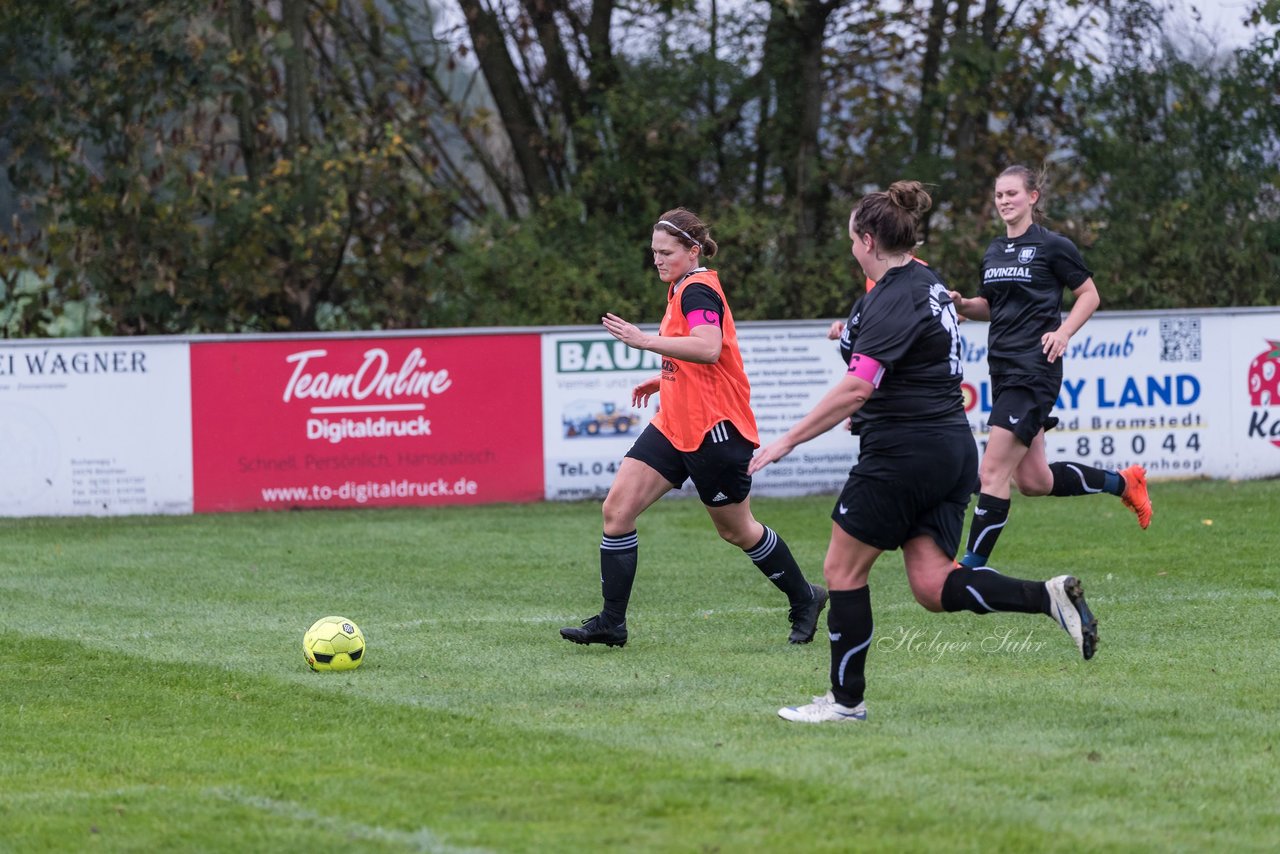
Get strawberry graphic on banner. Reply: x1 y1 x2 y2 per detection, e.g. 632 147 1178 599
1246 339 1280 449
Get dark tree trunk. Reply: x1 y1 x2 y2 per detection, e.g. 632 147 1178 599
456 0 556 201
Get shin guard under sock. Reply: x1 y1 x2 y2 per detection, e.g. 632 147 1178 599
600 531 638 625
959 493 1011 567
827 587 872 707
941 566 1049 615
745 526 813 604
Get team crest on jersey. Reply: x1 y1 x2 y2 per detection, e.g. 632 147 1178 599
1018 247 1037 264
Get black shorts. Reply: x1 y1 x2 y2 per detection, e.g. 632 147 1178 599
831 422 978 556
989 372 1062 446
625 422 754 507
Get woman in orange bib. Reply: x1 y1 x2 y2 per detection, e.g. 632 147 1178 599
560 207 827 648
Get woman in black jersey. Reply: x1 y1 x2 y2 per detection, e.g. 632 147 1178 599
751 181 1097 725
951 165 1152 573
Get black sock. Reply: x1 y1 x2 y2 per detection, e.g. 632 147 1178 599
745 526 813 605
827 587 872 707
600 530 638 626
941 566 1049 615
959 493 1011 567
1049 462 1123 496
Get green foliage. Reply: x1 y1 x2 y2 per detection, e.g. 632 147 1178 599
0 265 115 337
437 196 654 326
708 202 854 320
1 0 1277 335
0 0 465 334
1 480 1278 849
1070 30 1280 308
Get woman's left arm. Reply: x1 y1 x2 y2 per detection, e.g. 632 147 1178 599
1043 278 1100 363
602 313 722 364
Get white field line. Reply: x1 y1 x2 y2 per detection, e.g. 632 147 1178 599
208 787 492 854
0 784 164 805
0 784 492 853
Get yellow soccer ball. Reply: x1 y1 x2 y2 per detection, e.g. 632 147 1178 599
303 616 366 672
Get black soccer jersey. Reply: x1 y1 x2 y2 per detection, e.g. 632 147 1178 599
837 294 869 435
837 294 866 367
978 223 1092 376
671 268 725 325
851 260 967 426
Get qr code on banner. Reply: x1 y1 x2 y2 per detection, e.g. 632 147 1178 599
1159 317 1202 362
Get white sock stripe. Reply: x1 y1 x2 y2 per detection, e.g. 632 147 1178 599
1066 463 1104 494
837 632 874 686
601 533 638 550
972 520 1006 552
966 584 996 612
745 526 778 560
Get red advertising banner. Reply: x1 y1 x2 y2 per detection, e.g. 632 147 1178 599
190 335 543 511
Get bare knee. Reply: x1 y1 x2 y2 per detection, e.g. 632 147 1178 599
902 537 955 612
909 583 946 612
601 496 637 534
1015 468 1053 496
823 560 870 591
704 505 764 550
716 525 755 549
978 471 1010 496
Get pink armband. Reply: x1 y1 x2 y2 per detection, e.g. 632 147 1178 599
847 353 884 387
686 308 721 328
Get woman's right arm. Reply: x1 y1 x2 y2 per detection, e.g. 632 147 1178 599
633 376 661 408
748 374 874 474
950 292 990 321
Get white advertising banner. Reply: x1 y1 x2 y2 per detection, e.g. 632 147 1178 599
0 340 193 516
959 311 1280 481
1217 314 1280 477
541 332 662 501
734 323 858 494
541 308 1280 501
1 307 1276 518
541 323 854 501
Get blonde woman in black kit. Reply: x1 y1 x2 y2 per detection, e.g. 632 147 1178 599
951 165 1152 576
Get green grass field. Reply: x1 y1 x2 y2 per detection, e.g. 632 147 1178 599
2 479 1277 852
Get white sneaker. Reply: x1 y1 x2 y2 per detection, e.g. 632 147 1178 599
1045 575 1098 660
778 691 867 723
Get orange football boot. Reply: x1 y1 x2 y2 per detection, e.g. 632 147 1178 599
1119 465 1152 529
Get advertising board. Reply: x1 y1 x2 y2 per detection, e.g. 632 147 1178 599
958 312 1280 481
0 341 193 516
2 308 1275 518
190 334 544 511
541 324 855 500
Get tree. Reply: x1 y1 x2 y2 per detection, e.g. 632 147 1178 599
1067 5 1280 307
0 0 511 334
3 0 1276 337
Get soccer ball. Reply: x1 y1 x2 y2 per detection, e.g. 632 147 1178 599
303 616 366 672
